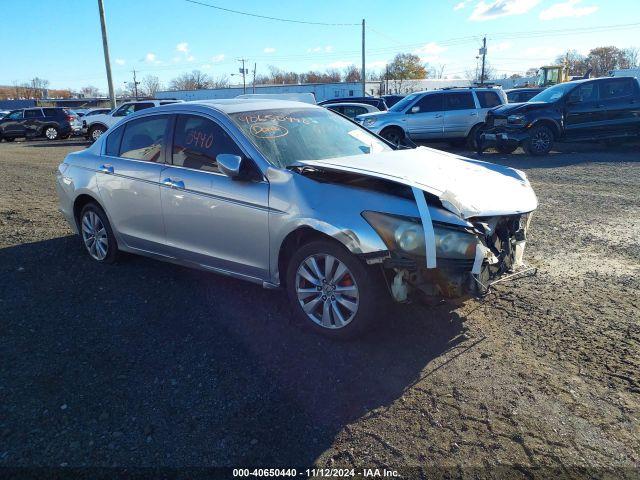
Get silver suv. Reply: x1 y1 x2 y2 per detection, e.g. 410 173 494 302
356 88 506 146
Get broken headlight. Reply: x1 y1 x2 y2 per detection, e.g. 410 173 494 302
362 211 477 260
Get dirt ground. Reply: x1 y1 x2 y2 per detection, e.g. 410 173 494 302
0 137 638 479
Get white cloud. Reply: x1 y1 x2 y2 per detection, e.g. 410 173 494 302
470 0 541 21
144 52 157 63
176 42 189 53
539 0 597 20
413 42 446 63
307 45 333 53
263 47 276 53
114 58 125 66
493 41 512 52
201 63 212 69
454 0 472 9
211 54 225 62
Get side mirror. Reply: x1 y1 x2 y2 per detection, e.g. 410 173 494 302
217 154 243 179
410 106 420 114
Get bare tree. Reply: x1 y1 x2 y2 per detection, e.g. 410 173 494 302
210 75 230 89
343 65 361 82
80 85 101 97
141 75 161 97
169 70 213 90
623 47 639 68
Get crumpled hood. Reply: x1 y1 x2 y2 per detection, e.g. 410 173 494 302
490 101 548 116
299 146 538 219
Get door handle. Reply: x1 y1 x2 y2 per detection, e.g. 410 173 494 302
162 178 185 189
435 114 443 118
470 112 478 116
98 164 114 174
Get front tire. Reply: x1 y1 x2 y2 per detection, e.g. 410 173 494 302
79 203 118 264
44 126 59 140
466 123 485 149
380 127 405 146
286 240 384 339
523 125 554 156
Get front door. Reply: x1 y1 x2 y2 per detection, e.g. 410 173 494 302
564 82 607 139
160 113 270 280
96 114 170 253
405 93 444 139
442 92 478 138
23 109 44 137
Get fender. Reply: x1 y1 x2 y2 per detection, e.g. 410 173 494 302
529 117 562 138
87 121 108 132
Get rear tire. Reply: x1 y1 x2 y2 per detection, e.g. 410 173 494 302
380 127 405 146
286 240 386 340
523 125 553 156
44 126 59 140
79 203 118 264
497 144 518 154
89 125 106 142
466 123 485 149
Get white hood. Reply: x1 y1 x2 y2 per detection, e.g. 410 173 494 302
300 146 538 219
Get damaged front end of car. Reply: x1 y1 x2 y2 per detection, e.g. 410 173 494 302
361 210 535 303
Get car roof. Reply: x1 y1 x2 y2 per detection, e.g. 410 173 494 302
325 102 374 108
153 98 324 114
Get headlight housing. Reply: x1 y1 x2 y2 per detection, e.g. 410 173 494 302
362 211 477 260
363 117 377 127
507 114 526 125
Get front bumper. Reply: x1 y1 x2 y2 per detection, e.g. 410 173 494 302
479 126 529 149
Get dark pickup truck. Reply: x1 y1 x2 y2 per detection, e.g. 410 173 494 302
481 77 640 155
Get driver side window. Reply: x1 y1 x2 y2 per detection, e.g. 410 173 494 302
570 83 598 103
113 104 135 117
411 94 443 113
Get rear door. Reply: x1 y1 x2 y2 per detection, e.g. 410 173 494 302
96 114 170 253
405 93 444 139
564 81 607 139
442 92 478 138
23 108 44 137
160 113 270 280
599 78 640 134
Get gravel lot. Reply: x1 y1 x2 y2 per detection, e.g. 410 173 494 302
0 137 638 478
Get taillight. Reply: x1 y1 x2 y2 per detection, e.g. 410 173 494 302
67 115 75 122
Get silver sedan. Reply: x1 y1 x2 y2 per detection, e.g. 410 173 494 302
56 99 537 339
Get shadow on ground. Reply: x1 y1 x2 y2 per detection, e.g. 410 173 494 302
0 236 466 466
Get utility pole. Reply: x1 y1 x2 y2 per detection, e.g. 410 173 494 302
479 36 487 85
132 68 140 100
97 0 116 109
252 63 257 94
361 19 366 97
238 59 247 94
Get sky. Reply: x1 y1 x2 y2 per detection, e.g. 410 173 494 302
0 0 638 92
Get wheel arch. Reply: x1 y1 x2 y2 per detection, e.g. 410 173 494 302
530 118 561 139
72 193 107 230
88 122 109 132
276 226 360 288
379 124 405 136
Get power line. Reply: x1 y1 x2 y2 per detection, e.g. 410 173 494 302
184 0 359 26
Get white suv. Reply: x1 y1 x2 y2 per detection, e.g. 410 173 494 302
83 100 183 141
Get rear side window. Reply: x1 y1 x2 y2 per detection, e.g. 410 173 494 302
43 108 60 117
24 109 42 118
119 115 169 162
159 101 178 105
412 94 443 113
105 125 124 156
444 92 475 110
600 79 634 99
476 91 502 108
134 103 154 112
172 114 243 172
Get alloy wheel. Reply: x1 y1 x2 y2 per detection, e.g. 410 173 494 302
532 130 551 153
295 254 359 329
91 128 104 141
81 210 108 261
45 127 58 140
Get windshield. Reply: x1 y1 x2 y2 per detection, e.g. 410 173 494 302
229 108 391 168
529 83 575 103
388 93 421 112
